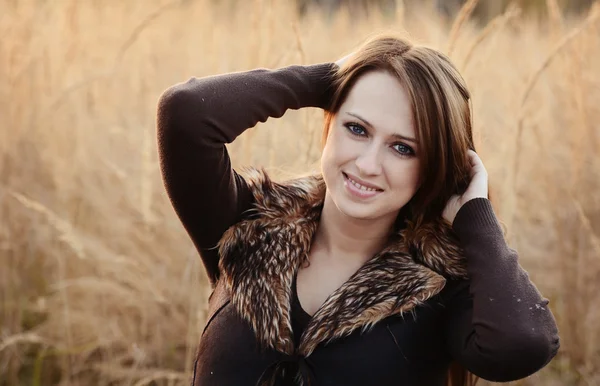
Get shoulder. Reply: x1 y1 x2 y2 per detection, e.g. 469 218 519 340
434 278 472 308
238 167 326 219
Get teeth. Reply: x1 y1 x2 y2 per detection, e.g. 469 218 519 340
347 176 377 191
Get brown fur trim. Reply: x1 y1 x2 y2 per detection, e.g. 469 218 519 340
217 169 467 357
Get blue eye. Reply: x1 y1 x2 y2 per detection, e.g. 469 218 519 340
393 143 415 156
345 123 366 136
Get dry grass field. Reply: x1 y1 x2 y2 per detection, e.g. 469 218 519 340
1 0 600 385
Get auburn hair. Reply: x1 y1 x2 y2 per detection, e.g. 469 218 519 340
322 34 480 386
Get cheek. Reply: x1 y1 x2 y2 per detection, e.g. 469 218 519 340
321 127 353 168
388 161 421 192
320 140 337 182
320 138 334 169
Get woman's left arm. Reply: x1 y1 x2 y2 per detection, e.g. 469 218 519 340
443 197 560 382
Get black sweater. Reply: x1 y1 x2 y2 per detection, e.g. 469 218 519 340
156 63 560 385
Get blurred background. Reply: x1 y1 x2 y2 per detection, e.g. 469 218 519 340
1 0 599 385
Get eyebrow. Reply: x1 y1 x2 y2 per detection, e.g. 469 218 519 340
347 112 419 145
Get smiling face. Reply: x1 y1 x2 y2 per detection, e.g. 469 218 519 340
320 69 421 224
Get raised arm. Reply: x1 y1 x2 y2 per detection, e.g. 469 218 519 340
156 63 336 286
443 198 560 382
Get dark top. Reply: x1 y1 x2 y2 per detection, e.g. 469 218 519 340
156 63 560 385
291 275 312 347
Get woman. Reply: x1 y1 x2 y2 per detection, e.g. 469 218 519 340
156 35 560 386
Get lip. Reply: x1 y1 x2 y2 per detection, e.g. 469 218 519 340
342 172 384 199
343 172 384 191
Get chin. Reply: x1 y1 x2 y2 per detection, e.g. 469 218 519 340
332 188 409 224
333 195 384 221
337 206 377 221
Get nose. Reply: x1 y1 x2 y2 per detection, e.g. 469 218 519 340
355 144 383 176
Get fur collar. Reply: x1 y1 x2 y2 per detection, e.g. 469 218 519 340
217 169 468 357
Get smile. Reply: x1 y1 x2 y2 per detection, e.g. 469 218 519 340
343 172 384 199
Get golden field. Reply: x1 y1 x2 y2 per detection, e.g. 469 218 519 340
1 0 599 385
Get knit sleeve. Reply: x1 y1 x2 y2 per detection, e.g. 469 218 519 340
442 198 560 382
156 63 336 286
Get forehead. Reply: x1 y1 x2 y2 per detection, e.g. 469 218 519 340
339 69 414 137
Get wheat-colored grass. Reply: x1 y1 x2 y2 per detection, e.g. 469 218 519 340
446 0 480 56
1 0 599 385
461 4 521 70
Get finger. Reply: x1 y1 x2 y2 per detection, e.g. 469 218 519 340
467 149 481 166
467 150 487 174
448 194 461 203
335 52 354 68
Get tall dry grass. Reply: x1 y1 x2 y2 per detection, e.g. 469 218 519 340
1 0 599 385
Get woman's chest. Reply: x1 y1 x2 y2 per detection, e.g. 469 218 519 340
295 254 366 316
195 297 451 386
306 303 450 384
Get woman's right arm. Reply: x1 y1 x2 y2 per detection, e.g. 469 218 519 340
156 63 336 286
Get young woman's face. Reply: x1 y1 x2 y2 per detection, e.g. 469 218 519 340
321 69 421 223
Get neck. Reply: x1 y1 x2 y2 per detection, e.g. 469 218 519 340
313 190 398 264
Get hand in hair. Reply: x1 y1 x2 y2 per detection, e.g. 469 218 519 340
442 150 489 225
335 52 354 68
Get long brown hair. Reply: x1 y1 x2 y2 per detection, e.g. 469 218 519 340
323 34 480 386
